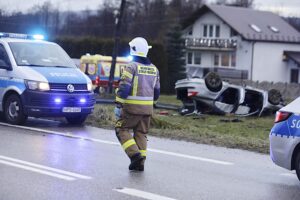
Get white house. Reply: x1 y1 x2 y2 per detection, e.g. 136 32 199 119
182 4 300 83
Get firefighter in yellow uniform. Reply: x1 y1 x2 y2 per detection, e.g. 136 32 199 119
114 37 160 171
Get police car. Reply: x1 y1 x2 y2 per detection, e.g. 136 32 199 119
270 97 300 181
0 33 95 125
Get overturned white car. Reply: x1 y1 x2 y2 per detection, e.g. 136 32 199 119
175 72 284 116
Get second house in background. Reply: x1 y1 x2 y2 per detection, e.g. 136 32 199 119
182 4 300 83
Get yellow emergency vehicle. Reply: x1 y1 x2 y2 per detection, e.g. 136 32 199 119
80 54 129 93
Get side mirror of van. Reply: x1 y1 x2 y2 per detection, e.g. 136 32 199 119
0 60 12 71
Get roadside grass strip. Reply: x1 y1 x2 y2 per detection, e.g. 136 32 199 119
0 122 234 166
0 155 92 181
114 187 177 200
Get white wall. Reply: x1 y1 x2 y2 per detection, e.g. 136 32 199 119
252 42 300 83
235 37 253 72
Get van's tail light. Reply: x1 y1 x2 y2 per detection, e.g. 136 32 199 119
275 111 291 123
95 76 100 85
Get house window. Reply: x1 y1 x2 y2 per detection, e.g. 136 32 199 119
221 53 230 67
209 25 214 37
188 27 193 35
214 54 219 66
203 25 207 37
187 52 193 65
203 24 221 38
214 52 236 68
291 69 299 83
230 29 238 37
215 25 220 38
194 52 201 65
250 24 262 33
231 53 236 67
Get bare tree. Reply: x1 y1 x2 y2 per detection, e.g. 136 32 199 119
216 0 254 8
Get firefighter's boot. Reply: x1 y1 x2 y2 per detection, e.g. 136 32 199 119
129 153 144 171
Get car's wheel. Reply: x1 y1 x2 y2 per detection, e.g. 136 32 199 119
295 150 300 181
4 94 27 125
204 72 223 92
65 115 88 125
268 89 282 105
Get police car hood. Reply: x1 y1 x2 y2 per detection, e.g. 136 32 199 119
280 97 300 114
19 66 90 84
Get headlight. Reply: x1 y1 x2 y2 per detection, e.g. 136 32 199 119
25 80 50 91
87 83 93 91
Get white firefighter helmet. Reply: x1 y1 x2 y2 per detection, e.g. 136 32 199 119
129 37 152 57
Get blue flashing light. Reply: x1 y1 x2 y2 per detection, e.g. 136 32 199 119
54 98 62 103
0 32 45 40
80 98 86 103
32 34 44 40
127 55 133 62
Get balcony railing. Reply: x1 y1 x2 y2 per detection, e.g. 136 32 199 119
185 38 237 50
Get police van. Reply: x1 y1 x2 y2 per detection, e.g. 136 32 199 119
0 33 95 125
270 97 300 181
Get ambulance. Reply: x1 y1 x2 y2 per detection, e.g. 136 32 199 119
80 54 130 93
0 33 95 125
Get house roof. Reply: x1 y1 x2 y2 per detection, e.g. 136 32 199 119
183 4 300 43
284 51 300 65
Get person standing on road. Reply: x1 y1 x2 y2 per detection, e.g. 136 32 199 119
114 37 160 171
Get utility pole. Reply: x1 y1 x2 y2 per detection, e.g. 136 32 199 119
108 0 126 93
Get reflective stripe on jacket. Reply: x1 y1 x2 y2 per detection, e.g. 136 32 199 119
116 61 160 115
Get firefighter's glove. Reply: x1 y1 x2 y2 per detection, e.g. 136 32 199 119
114 107 122 120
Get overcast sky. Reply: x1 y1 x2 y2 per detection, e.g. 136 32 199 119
0 0 299 17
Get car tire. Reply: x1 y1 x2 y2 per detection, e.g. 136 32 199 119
65 115 88 125
204 72 223 92
4 94 28 125
295 150 300 181
268 89 282 105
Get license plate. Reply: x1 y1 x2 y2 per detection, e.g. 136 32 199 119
62 107 81 113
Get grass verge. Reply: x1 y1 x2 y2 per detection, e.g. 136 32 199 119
86 102 274 154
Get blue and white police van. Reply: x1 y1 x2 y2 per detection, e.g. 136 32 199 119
270 97 300 181
0 33 95 125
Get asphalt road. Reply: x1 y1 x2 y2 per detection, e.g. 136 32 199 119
0 118 300 200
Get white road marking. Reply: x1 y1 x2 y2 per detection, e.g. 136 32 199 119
0 122 234 166
148 148 233 165
0 160 75 181
114 187 177 200
0 155 92 180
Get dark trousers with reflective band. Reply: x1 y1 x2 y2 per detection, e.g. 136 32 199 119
115 109 150 165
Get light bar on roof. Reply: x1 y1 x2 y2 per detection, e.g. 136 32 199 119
32 34 44 40
0 32 44 40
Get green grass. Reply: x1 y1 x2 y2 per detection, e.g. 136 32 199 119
86 97 274 154
150 111 273 153
157 95 182 106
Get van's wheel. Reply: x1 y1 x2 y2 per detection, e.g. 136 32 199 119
268 89 282 105
65 115 88 125
295 150 300 181
204 72 223 92
99 87 106 94
4 94 27 125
